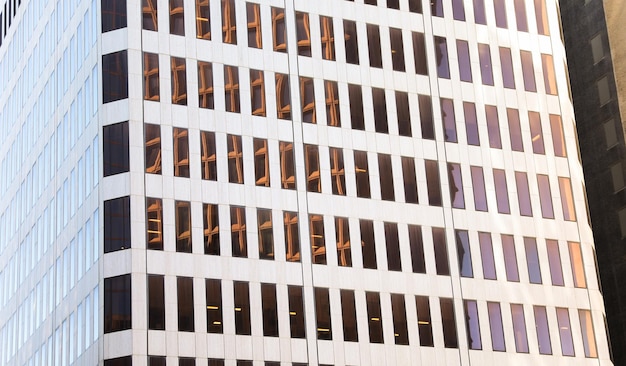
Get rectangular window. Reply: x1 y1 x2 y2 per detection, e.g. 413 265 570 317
198 61 214 109
507 108 523 151
500 47 515 89
542 54 557 95
179 359 195 366
273 7 287 53
145 124 162 174
366 292 384 343
195 0 210 39
431 0 443 16
487 302 505 351
464 300 482 350
412 32 428 75
143 53 160 101
104 196 130 253
310 214 326 264
234 281 251 335
391 294 409 345
142 0 158 31
300 77 316 123
284 211 300 262
367 24 382 68
550 115 566 157
146 197 163 250
305 145 320 192
441 298 458 348
479 232 496 280
102 51 128 103
104 275 131 333
493 169 510 214
511 304 529 353
534 306 551 354
402 157 418 203
175 201 192 253
502 235 519 282
478 44 494 86
341 290 358 342
275 73 291 120
315 288 332 340
473 0 486 24
559 177 576 221
433 227 450 275
415 295 433 346
546 240 564 286
556 308 574 356
389 28 405 71
409 0 422 12
227 134 244 183
441 98 456 142
471 166 487 212
173 127 190 177
335 217 351 267
261 283 278 337
494 0 507 28
344 20 359 64
464 102 479 145
288 286 305 338
354 151 371 198
534 0 549 35
254 139 270 187
148 275 165 330
372 88 388 133
434 36 450 79
103 122 129 176
231 206 247 257
378 154 395 201
515 171 532 216
569 241 586 288
320 16 335 60
448 162 465 209
206 279 223 333
222 0 236 44
329 148 346 196
537 174 554 218
170 0 184 35
360 219 377 269
105 357 132 366
394 91 412 137
514 0 528 31
295 11 310 56
102 0 127 32
224 65 240 112
408 225 425 273
520 51 537 92
485 105 502 148
171 57 187 105
279 142 295 189
200 131 217 180
325 80 341 127
579 310 598 357
425 160 442 206
349 84 365 130
246 2 262 48
203 203 220 255
149 357 166 366
384 222 401 271
524 237 542 284
456 230 472 277
257 209 274 260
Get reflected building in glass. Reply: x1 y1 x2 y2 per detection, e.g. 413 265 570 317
0 0 614 365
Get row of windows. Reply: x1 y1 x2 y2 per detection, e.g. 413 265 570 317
105 275 599 357
109 358 330 366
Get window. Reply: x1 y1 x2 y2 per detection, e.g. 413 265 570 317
170 0 185 35
387 28 405 71
500 47 515 89
146 197 163 250
257 209 274 259
295 11 310 56
412 32 428 76
275 73 291 120
305 145 320 192
456 230 472 277
344 20 359 64
366 292 383 343
542 54 557 95
203 204 220 255
433 227 450 275
272 8 287 53
325 80 341 127
103 122 129 176
378 154 395 201
464 300 482 350
471 166 487 212
534 306 551 354
569 241 586 288
494 0 507 28
248 69 266 116
579 310 598 357
341 290 358 341
102 51 128 103
180 359 195 366
452 0 465 19
104 196 130 253
206 279 223 333
234 282 251 335
441 298 458 348
310 214 326 264
349 84 364 130
196 0 210 39
534 0 549 35
409 0 422 13
176 201 192 253
142 0 158 31
550 115 566 157
373 88 388 133
279 142 295 189
261 284 278 336
143 52 160 101
441 98 456 142
479 232 496 279
390 294 409 345
173 127 190 177
493 169 510 214
474 0 486 24
402 157 418 203
300 77 316 123
288 286 305 338
511 304 529 353
434 36 450 79
556 308 575 356
478 44 494 86
354 151 371 198
329 148 346 195
360 220 377 269
201 131 217 180
515 172 532 216
367 24 382 68
148 275 165 330
590 34 605 64
524 237 542 284
415 296 433 346
537 174 554 219
485 105 502 148
104 274 131 333
315 288 332 340
224 65 240 112
387 0 399 9
320 16 335 60
520 51 537 92
425 160 442 206
284 212 300 262
145 124 162 174
254 139 270 187
105 357 132 366
231 206 247 257
431 0 443 16
514 0 528 31
457 40 472 82
502 235 519 282
487 302 505 351
171 57 187 105
246 2 262 48
102 0 126 32
559 177 576 221
222 0 236 44
198 61 214 109
227 134 244 183
507 108 523 151
149 356 166 366
385 222 401 271
335 217 351 267
529 112 545 154
546 240 564 286
448 162 464 209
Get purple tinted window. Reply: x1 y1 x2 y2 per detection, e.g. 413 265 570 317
457 40 472 82
478 44 494 86
448 163 465 209
471 166 487 212
464 102 479 145
479 233 496 280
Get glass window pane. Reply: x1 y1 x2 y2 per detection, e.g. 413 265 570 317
524 237 542 284
320 16 335 60
143 53 160 101
315 288 332 340
247 3 262 48
344 20 359 65
493 169 510 214
102 51 128 103
416 295 433 346
146 198 163 250
275 73 291 120
366 292 383 343
456 230 472 277
201 131 217 180
171 57 187 105
279 142 296 189
170 0 184 35
367 24 382 68
341 289 358 341
507 108 523 151
478 43 494 86
177 277 194 332
419 94 434 139
222 0 236 44
288 286 306 338
542 54 558 95
488 302 505 351
198 61 214 109
384 222 401 271
471 166 487 211
464 300 481 350
257 209 274 260
511 304 529 353
142 0 158 31
390 28 405 71
413 32 428 75
378 154 395 201
310 214 326 264
474 0 486 24
173 127 190 177
300 77 316 123
354 151 371 198
550 115 566 157
224 65 240 112
441 98 456 142
273 8 288 53
514 0 528 31
206 279 223 333
402 157 418 204
254 139 270 187
330 148 346 194
457 40 472 82
391 294 409 345
227 134 244 183
284 212 300 262
464 102 479 146
515 172 532 216
579 309 598 358
325 80 341 127
431 0 443 16
305 145 320 192
103 121 129 176
521 51 537 92
408 225 426 273
500 47 515 89
479 232 496 280
556 308 575 356
148 275 165 330
195 0 210 39
485 105 502 148
231 206 247 257
426 160 442 206
434 36 450 79
533 306 551 354
104 274 131 333
175 201 192 253
145 124 162 174
546 240 564 286
360 220 377 269
441 298 458 348
494 0 507 28
559 177 576 221
104 196 130 253
102 0 127 32
448 162 464 209
234 281 251 335
502 235 519 282
569 242 586 288
534 0 549 35
452 0 465 20
433 227 450 275
537 174 554 218
335 217 352 267
261 283 278 336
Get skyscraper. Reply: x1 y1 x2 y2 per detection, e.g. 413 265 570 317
0 0 613 365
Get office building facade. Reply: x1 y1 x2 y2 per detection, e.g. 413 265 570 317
0 0 613 365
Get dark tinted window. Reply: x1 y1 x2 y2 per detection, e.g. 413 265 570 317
148 275 165 330
103 51 128 103
341 290 358 342
234 281 251 335
105 196 131 253
104 274 132 333
206 279 223 333
102 0 127 32
103 122 129 176
315 287 332 340
366 292 383 343
178 277 194 332
261 283 279 336
288 286 306 338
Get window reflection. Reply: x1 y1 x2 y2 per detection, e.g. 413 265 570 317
378 154 395 201
272 8 287 53
325 80 341 127
330 148 345 195
502 234 519 282
441 98 456 142
452 0 465 20
305 145 320 192
485 105 501 148
354 151 371 198
315 288 332 340
170 0 185 36
310 214 326 264
457 40 472 82
224 65 240 112
511 304 529 353
227 134 244 184
416 295 433 346
448 162 465 209
514 0 528 32
537 174 554 219
559 177 576 221
494 0 507 28
500 47 515 89
569 241 586 288
441 298 458 348
521 50 537 92
456 230 472 277
550 115 566 157
413 32 428 75
556 308 575 356
102 0 127 32
546 240 564 286
515 171 532 216
366 292 384 343
250 69 266 116
360 220 377 269
507 108 523 151
579 310 598 357
279 141 295 189
542 54 558 95
390 28 405 71
198 61 214 109
171 57 187 105
473 0 486 24
464 300 481 350
173 127 190 177
426 160 442 206
254 138 270 187
534 306 552 354
204 203 220 255
335 217 351 267
433 227 449 275
478 43 494 86
367 24 382 68
419 94 434 139
275 73 291 120
534 0 549 35
488 302 505 351
195 0 210 39
201 131 217 180
341 290 358 341
479 232 496 280
246 2 262 48
284 212 300 262
102 51 128 103
524 237 542 284
142 0 158 31
344 20 359 64
145 124 162 174
529 111 545 154
349 84 364 130
471 166 487 211
288 286 305 337
146 197 163 250
402 157 418 204
493 169 510 214
320 16 335 60
296 12 310 56
300 77 316 123
205 279 223 333
143 53 160 101
434 36 450 79
408 225 425 273
257 209 274 260
222 0 237 44
175 201 192 253
231 206 247 257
